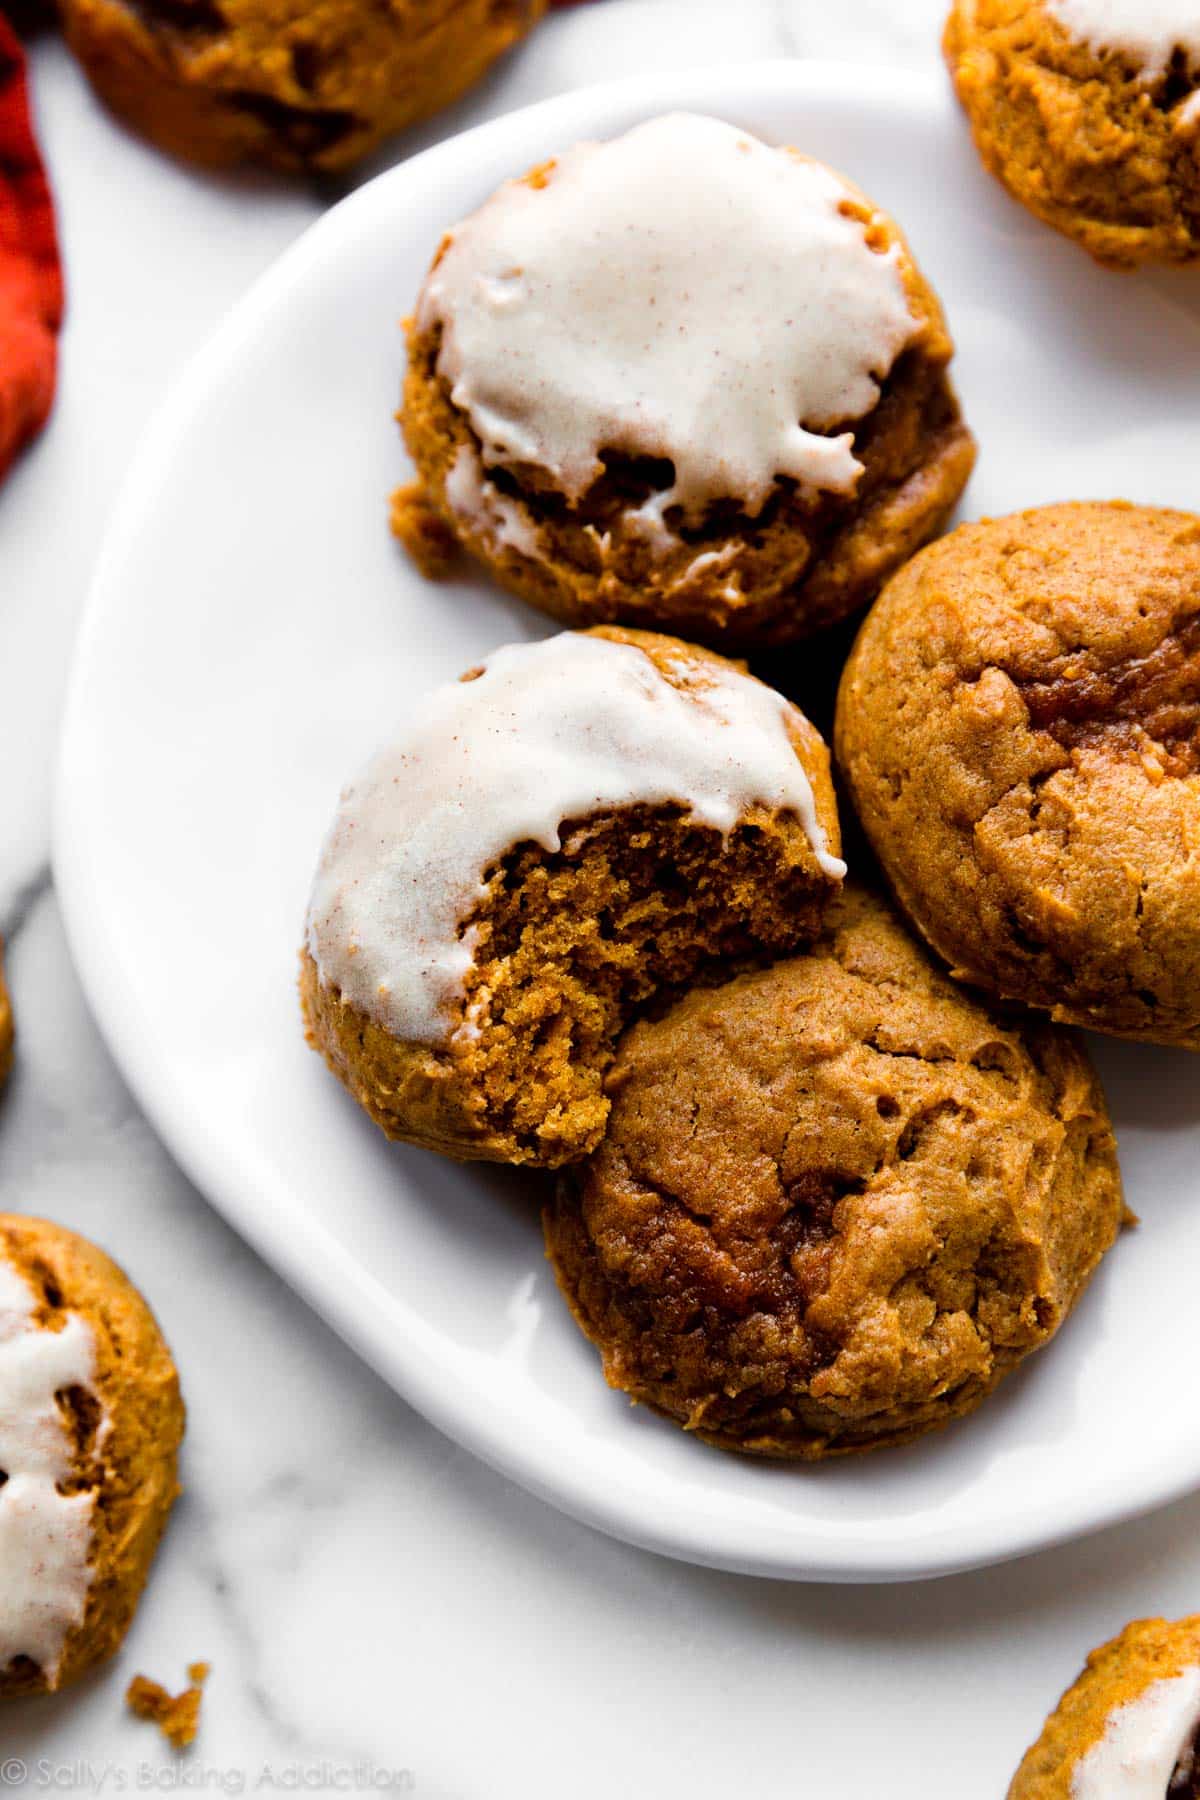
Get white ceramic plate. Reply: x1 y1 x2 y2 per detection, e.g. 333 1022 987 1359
56 62 1200 1582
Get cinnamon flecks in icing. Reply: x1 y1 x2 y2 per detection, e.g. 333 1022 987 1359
1045 1 1200 79
306 631 844 1045
415 113 920 533
1070 1668 1200 1799
0 1257 102 1685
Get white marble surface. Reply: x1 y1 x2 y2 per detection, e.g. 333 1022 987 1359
2 2 1198 1793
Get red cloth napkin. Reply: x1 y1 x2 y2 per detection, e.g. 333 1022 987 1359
0 10 61 484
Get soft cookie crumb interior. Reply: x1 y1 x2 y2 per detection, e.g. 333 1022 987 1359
454 804 834 1163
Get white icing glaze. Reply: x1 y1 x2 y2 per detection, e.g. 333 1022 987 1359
306 631 843 1044
1046 0 1200 77
416 113 919 532
623 496 682 554
444 444 541 559
1069 1667 1200 1799
0 1257 100 1684
672 545 739 591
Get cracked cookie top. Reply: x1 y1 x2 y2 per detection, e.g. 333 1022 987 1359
836 501 1200 1048
545 884 1123 1458
944 0 1200 266
58 0 547 173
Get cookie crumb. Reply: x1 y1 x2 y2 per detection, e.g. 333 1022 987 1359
389 481 458 578
126 1663 209 1749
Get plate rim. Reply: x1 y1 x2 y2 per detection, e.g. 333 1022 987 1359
52 56 1196 1583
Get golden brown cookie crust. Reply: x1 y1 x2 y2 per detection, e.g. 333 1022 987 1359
60 0 546 172
836 502 1200 1049
398 158 975 649
1009 1617 1200 1797
0 1215 185 1698
944 0 1200 268
546 884 1124 1458
300 625 843 1168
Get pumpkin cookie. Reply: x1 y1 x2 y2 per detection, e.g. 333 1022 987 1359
60 0 546 173
944 0 1200 267
1009 1616 1200 1797
546 884 1123 1458
0 1215 184 1698
301 626 843 1168
837 502 1200 1049
397 112 975 649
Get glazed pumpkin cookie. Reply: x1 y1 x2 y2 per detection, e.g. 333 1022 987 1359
1009 1616 1200 1796
944 0 1200 268
546 884 1123 1458
59 0 546 173
301 625 844 1168
837 502 1200 1049
396 112 975 649
0 1215 184 1697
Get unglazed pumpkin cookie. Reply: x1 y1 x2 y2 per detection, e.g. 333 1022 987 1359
396 112 976 649
1009 1616 1200 1797
837 502 1200 1049
301 625 844 1168
944 0 1200 268
0 1215 184 1698
545 884 1123 1458
59 0 546 173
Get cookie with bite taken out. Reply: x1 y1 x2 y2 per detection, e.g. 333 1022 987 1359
301 625 844 1167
